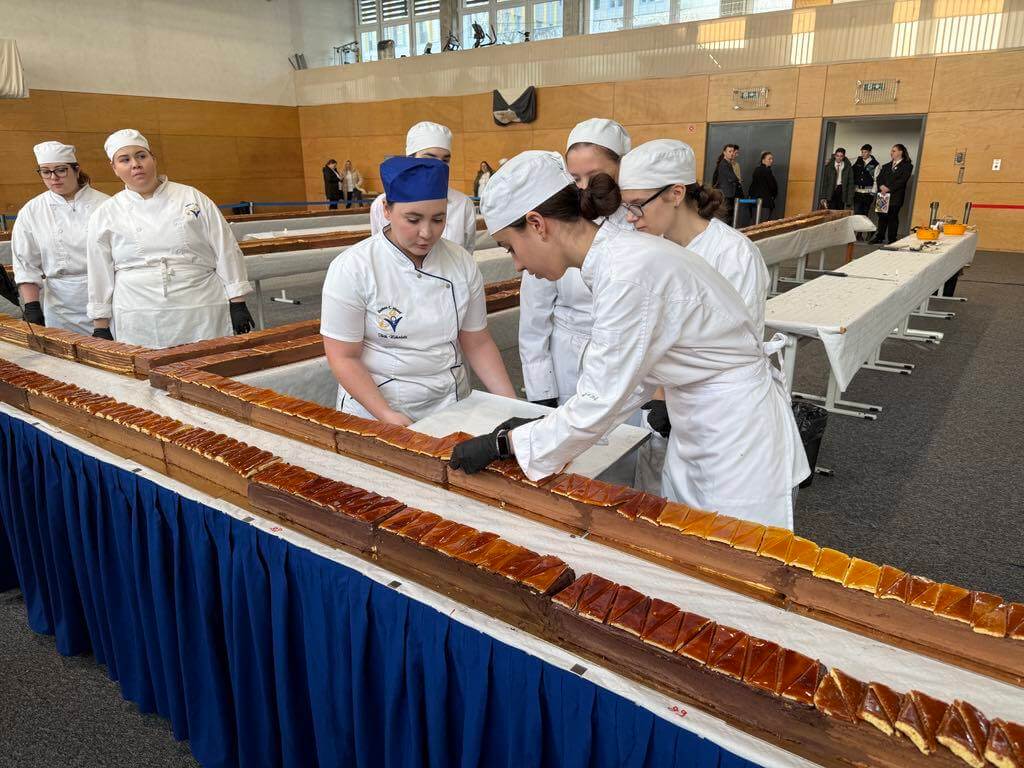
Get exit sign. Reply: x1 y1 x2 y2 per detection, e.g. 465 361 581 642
855 78 900 104
862 81 886 92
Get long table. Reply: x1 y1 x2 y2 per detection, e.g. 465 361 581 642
757 214 876 291
766 232 977 418
2 342 1020 767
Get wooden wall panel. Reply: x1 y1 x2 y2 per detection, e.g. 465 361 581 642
0 90 66 133
930 50 1024 113
462 131 537 184
401 96 465 133
784 180 816 217
795 66 827 117
919 111 1024 184
622 123 707 170
612 76 709 126
707 69 799 122
911 181 1024 251
822 57 936 116
531 128 572 153
60 92 162 135
787 117 823 181
161 135 240 181
237 137 305 179
298 104 350 140
532 84 616 130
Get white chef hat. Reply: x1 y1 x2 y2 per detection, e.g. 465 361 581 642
406 121 452 156
618 139 698 191
480 150 575 235
104 128 151 160
33 141 77 165
566 118 631 158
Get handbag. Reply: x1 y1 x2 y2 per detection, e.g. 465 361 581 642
875 192 890 214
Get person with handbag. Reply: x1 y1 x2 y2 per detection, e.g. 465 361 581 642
871 144 913 244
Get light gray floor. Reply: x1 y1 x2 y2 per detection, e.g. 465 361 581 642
2 246 1023 767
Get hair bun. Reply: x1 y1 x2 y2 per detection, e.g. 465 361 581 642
579 173 622 220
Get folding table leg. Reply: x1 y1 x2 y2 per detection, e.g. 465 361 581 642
911 296 955 320
253 280 265 330
770 265 780 296
889 315 942 344
794 373 881 420
861 344 914 374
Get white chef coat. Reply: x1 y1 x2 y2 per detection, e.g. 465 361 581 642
510 222 809 529
517 206 632 403
87 178 251 349
320 230 488 422
687 217 769 337
11 185 110 334
369 188 478 253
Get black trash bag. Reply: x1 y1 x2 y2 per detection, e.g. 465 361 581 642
792 401 828 489
0 265 19 308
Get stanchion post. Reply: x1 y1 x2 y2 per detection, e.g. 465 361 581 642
1 214 8 232
247 201 255 215
732 202 739 228
755 198 763 224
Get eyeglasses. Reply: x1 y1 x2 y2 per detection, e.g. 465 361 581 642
622 185 672 219
37 166 73 179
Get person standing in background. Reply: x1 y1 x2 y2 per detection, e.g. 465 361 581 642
11 141 109 334
712 144 743 225
323 159 343 210
872 144 913 245
819 148 854 211
852 144 880 241
747 151 778 221
474 161 494 199
341 160 365 208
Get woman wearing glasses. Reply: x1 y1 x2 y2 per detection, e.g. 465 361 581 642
11 142 109 333
451 152 808 529
518 118 631 408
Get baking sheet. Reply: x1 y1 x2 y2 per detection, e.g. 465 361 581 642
2 343 1021 766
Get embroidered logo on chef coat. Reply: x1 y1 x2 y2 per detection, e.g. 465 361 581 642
376 305 405 335
183 203 201 219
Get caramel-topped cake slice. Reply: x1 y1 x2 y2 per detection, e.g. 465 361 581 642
440 530 498 558
551 574 594 611
937 699 990 768
605 585 646 626
616 492 667 524
430 431 474 460
968 592 1003 624
876 565 909 601
608 595 650 636
574 574 616 620
419 519 471 549
896 690 948 755
813 548 852 583
933 584 973 623
742 638 782 694
844 558 882 593
680 510 718 538
655 502 701 532
775 650 821 705
676 620 715 665
813 668 866 723
548 474 638 507
707 625 749 679
858 681 904 737
705 514 741 545
1006 603 1024 640
785 536 820 571
520 559 572 594
730 520 767 553
908 578 943 611
641 610 684 652
757 526 793 562
971 603 1008 637
477 541 530 573
675 612 712 651
639 598 680 640
579 581 620 623
985 719 1024 768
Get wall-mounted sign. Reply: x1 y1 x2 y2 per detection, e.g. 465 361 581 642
732 86 769 110
854 79 900 104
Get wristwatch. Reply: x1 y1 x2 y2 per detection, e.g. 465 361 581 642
495 428 513 460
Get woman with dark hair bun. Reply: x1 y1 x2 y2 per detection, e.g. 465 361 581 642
872 143 913 244
451 150 809 530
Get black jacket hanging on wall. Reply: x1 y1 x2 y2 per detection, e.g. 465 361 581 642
492 87 537 126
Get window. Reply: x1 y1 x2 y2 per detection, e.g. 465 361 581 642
890 0 920 56
356 0 440 59
932 0 1003 52
590 0 625 33
790 9 814 64
633 0 671 28
697 17 747 48
496 5 527 43
463 10 491 45
532 0 563 39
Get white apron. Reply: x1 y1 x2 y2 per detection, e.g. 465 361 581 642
42 274 91 335
662 334 802 529
112 262 231 349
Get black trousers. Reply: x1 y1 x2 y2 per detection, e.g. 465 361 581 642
875 204 902 243
853 192 874 216
828 187 845 211
343 190 364 209
328 201 338 210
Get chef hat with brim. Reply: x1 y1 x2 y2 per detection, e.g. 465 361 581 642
480 150 576 236
104 128 151 160
566 118 631 158
33 141 77 165
381 156 449 204
406 121 453 156
619 139 698 191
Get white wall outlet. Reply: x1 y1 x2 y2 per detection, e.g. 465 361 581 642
992 159 1002 171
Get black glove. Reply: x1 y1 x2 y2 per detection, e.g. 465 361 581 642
643 399 672 439
230 301 256 334
93 327 114 341
22 301 44 325
449 434 501 475
494 416 540 433
529 398 559 408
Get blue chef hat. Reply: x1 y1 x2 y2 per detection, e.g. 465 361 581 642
380 156 449 203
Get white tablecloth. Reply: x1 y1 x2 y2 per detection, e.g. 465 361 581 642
1 341 1020 765
756 215 875 268
765 232 977 390
230 213 371 239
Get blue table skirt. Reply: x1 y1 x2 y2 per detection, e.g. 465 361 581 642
0 411 762 768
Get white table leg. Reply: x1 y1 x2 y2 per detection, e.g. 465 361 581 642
794 372 881 419
911 296 956 320
861 343 914 374
782 334 797 395
253 280 265 330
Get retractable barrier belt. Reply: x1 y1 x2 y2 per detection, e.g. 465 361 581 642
968 203 1024 210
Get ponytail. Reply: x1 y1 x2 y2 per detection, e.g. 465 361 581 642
506 172 622 229
684 183 723 220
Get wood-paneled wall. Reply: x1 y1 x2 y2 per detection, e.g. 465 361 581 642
0 90 304 215
299 48 1024 252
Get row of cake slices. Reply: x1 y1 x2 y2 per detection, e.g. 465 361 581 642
152 353 1024 644
0 356 1020 767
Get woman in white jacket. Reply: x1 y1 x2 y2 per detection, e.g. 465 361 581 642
518 118 631 407
11 141 108 334
451 151 808 529
87 129 255 348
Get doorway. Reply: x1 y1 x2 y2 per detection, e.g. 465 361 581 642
818 115 926 238
704 120 794 226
